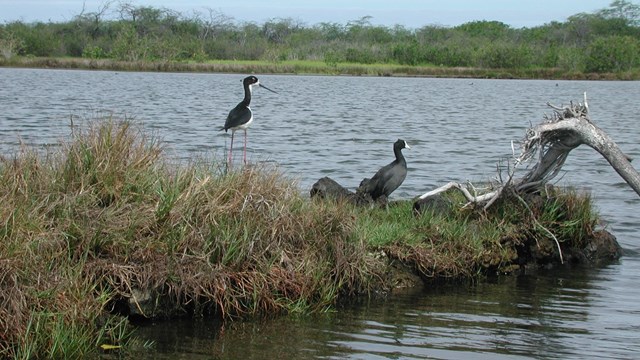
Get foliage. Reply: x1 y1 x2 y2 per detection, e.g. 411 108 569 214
598 0 640 26
584 35 640 72
477 42 534 69
0 1 639 73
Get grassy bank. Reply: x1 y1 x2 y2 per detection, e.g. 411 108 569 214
0 118 614 358
2 56 639 80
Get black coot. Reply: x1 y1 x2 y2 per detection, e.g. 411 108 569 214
359 139 410 200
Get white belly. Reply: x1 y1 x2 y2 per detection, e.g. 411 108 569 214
238 114 253 130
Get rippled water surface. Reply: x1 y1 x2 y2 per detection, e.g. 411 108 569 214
1 68 639 359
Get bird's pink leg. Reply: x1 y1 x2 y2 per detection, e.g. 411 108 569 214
243 129 248 165
228 132 235 168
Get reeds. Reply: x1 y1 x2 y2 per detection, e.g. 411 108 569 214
0 117 379 357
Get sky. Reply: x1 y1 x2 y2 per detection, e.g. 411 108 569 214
0 0 623 28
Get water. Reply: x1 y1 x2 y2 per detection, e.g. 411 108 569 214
132 264 640 359
1 68 639 359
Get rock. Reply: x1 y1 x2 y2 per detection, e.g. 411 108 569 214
126 288 177 319
310 176 371 205
413 194 453 214
566 229 623 266
128 288 157 318
310 177 353 200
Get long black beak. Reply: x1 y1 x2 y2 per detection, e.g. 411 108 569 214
259 83 278 94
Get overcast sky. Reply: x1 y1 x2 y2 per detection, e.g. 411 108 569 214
0 0 620 28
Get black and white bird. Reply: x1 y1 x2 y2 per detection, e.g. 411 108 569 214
359 139 410 201
220 75 276 166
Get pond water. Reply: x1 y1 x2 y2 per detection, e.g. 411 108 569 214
1 68 639 359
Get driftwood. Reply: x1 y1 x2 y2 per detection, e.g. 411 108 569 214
416 93 640 210
413 93 638 264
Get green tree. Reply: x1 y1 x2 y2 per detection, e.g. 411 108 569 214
477 42 533 69
584 35 640 72
110 23 147 61
392 40 420 65
1 1 638 74
455 20 512 40
0 26 24 58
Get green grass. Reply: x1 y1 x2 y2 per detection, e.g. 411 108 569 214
2 56 639 80
0 117 603 358
353 187 599 279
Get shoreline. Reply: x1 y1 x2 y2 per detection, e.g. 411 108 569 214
2 57 639 80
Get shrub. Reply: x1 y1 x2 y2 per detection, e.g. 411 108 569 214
585 35 640 72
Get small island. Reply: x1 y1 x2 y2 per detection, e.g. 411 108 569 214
0 99 627 357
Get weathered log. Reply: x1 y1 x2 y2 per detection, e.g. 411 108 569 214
412 94 636 265
516 109 640 195
417 93 640 209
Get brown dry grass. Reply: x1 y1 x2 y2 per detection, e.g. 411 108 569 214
0 117 382 357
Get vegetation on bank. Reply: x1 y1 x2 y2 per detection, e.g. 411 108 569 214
0 118 614 358
2 56 640 80
1 1 640 78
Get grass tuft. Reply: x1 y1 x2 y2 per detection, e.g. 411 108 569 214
0 117 379 357
354 186 599 280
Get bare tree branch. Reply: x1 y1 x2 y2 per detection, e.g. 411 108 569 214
418 93 640 209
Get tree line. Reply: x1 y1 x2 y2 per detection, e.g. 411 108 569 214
1 0 639 73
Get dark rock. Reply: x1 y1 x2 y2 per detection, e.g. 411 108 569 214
412 194 453 214
565 229 623 266
128 288 156 317
513 229 622 275
310 176 372 206
310 177 352 200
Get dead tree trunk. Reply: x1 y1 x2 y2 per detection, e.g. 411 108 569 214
417 93 640 209
518 116 640 195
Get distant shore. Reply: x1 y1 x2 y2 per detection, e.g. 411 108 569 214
2 56 638 80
